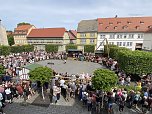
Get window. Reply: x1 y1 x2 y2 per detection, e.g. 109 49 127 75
123 42 126 46
127 21 132 24
117 42 122 46
117 22 121 24
109 42 114 45
109 34 114 39
122 25 128 29
80 33 86 37
137 34 144 39
80 39 86 44
114 26 117 30
124 34 127 38
90 33 95 37
109 22 113 25
90 39 94 44
127 42 132 46
100 34 105 39
117 34 122 39
129 34 134 38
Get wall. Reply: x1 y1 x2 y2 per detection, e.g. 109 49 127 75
0 24 9 45
97 32 144 51
143 33 152 50
77 32 97 50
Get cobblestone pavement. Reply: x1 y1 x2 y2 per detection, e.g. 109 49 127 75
38 60 104 75
4 95 90 114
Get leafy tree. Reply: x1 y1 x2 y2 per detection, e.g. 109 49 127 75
0 46 10 56
84 45 95 53
29 67 53 99
17 22 30 27
66 44 77 52
92 69 118 91
10 45 34 53
7 35 15 46
45 44 59 52
0 65 5 75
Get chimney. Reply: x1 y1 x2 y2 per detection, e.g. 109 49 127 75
0 19 1 25
115 15 118 18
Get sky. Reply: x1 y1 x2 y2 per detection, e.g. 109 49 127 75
0 0 152 31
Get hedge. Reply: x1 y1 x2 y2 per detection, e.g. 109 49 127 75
84 45 95 53
0 46 10 56
66 44 77 52
117 50 152 75
10 45 34 53
109 46 130 60
45 44 58 52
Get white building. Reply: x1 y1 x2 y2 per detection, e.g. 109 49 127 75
97 17 152 51
0 20 8 46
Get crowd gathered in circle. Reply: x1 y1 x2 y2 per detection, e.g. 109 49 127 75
0 51 151 114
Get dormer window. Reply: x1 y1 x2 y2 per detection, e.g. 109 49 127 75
140 21 144 24
135 26 140 30
148 25 152 28
109 22 113 25
127 21 131 24
99 22 103 25
122 25 128 29
114 26 117 30
117 22 121 24
105 26 109 29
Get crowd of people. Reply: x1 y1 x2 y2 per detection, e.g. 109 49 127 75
0 51 151 114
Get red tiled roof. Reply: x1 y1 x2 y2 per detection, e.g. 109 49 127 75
98 17 152 32
15 25 33 31
68 30 77 40
27 28 66 38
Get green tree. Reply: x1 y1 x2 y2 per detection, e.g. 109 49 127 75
0 65 5 75
29 67 53 100
17 22 30 27
84 45 95 53
45 44 59 52
7 35 15 46
92 69 118 91
66 44 77 52
0 46 10 56
92 69 118 108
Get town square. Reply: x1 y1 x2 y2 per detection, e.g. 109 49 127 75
0 0 152 114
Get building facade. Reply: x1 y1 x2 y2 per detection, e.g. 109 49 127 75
13 24 35 45
27 28 70 51
0 20 8 45
77 19 98 51
97 17 152 51
68 30 77 44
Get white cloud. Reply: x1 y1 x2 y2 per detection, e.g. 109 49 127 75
0 0 152 30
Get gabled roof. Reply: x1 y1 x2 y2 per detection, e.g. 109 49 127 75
68 30 77 40
77 19 98 32
15 25 33 31
27 28 66 38
98 16 152 33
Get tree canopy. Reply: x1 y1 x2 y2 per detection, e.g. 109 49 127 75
17 22 30 27
7 35 15 46
92 69 118 91
0 65 5 75
29 67 53 85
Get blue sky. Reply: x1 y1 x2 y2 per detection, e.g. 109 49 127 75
0 0 151 31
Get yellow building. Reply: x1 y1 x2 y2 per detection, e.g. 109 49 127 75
14 24 36 45
77 19 98 51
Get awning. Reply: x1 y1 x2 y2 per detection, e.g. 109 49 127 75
94 50 104 54
68 49 82 52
